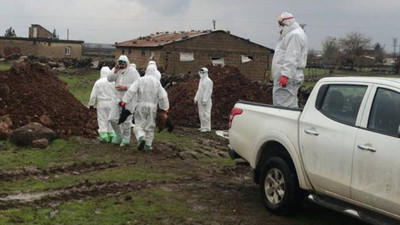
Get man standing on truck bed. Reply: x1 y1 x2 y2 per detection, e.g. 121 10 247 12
271 12 308 108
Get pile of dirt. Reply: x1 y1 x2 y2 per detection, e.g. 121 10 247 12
5 55 93 69
168 66 272 130
0 61 97 138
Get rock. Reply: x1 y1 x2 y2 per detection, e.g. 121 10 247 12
0 83 10 101
56 66 66 73
0 115 12 140
32 138 49 148
48 61 58 67
10 123 56 147
39 114 54 127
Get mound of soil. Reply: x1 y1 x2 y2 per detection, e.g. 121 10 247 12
0 61 97 138
168 66 272 130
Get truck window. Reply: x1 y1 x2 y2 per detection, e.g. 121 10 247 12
368 88 400 136
319 85 367 125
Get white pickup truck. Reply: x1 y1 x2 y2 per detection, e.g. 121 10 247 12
228 77 400 224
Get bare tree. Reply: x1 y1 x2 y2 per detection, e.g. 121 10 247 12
374 42 385 64
52 29 59 40
4 26 16 37
322 36 339 66
339 32 371 69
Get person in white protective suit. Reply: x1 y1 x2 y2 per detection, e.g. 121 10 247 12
194 67 213 132
88 66 115 142
121 65 169 152
148 61 161 81
271 12 308 108
107 55 140 146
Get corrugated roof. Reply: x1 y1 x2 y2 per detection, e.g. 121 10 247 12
115 30 212 47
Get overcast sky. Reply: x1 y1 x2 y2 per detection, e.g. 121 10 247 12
2 0 400 52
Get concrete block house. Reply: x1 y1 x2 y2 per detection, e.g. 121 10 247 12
115 30 273 81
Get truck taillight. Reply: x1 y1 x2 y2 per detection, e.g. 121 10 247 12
229 107 243 128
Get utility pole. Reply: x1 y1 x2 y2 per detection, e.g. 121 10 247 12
67 29 69 40
393 38 397 58
212 19 216 30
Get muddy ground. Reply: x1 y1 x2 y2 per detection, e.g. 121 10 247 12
0 127 368 225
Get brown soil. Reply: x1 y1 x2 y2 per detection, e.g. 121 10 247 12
168 66 272 130
0 62 97 138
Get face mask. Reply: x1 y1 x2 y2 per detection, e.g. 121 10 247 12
278 26 284 35
198 71 206 78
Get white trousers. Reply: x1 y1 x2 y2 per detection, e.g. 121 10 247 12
108 101 132 141
97 101 113 133
133 105 156 146
198 100 212 130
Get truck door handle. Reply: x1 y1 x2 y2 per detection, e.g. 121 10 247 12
357 144 376 152
304 128 319 136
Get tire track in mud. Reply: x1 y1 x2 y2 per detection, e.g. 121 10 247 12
0 178 200 210
0 175 251 211
0 147 181 182
0 161 137 181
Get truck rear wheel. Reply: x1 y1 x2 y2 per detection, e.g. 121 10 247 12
259 157 300 215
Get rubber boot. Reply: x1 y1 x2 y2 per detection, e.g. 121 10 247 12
120 138 130 147
111 134 122 145
144 145 153 152
107 132 115 142
99 132 110 143
137 136 145 151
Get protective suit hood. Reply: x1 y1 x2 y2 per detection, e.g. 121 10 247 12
100 66 111 78
117 55 130 65
145 64 157 77
198 67 208 79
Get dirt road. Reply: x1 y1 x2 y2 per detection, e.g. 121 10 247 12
0 127 368 225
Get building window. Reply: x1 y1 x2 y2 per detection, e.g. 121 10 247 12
211 57 225 67
64 46 71 56
122 49 125 54
141 50 145 56
241 55 254 63
180 52 194 62
150 51 154 60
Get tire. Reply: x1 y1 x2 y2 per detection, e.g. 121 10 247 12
259 156 300 215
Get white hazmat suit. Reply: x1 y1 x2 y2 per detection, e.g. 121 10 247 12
194 67 213 132
88 66 115 142
107 55 140 146
271 12 308 108
122 65 169 151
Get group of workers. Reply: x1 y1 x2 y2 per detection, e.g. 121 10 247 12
89 55 214 151
89 11 306 150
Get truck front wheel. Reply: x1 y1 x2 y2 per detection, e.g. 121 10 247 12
259 157 300 215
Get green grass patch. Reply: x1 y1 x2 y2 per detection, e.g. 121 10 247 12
58 70 99 105
0 138 134 170
0 139 79 169
0 61 10 71
155 130 198 149
0 189 210 225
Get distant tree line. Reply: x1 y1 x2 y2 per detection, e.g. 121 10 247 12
3 26 59 39
321 32 386 69
4 26 16 37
